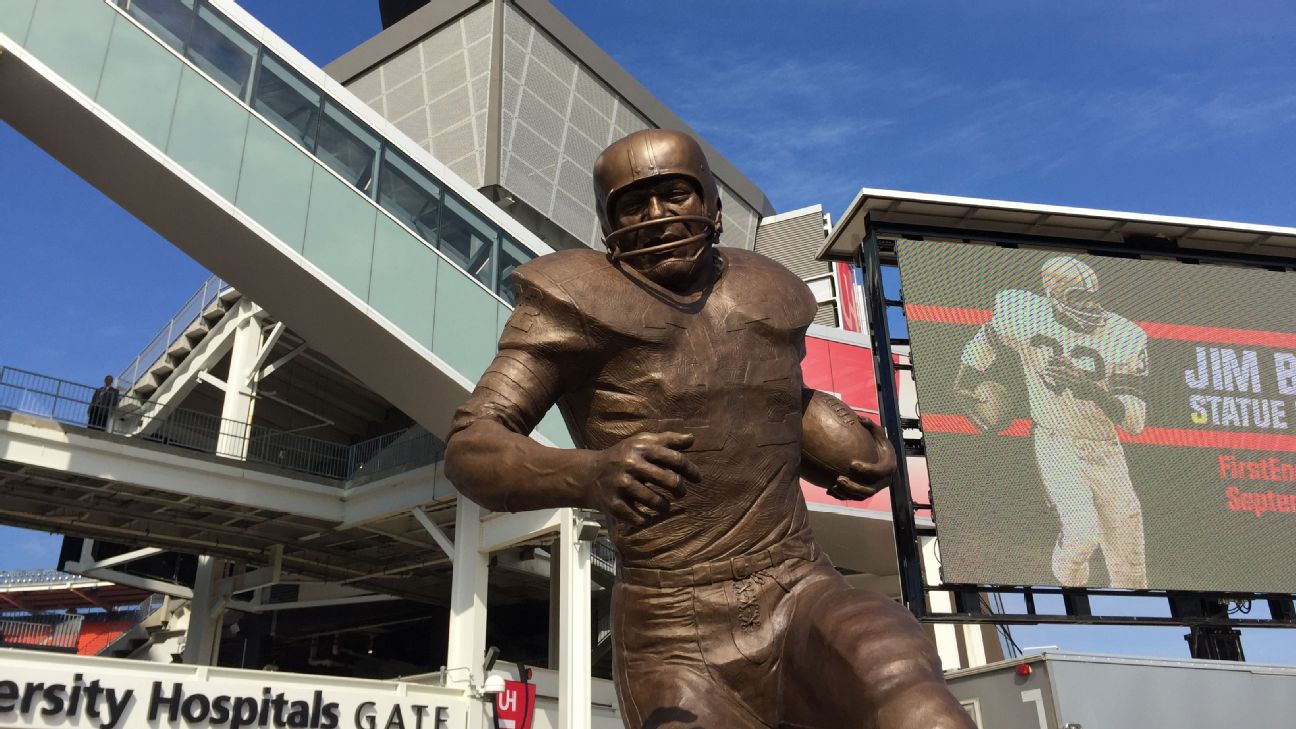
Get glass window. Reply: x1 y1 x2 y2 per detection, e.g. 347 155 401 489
316 101 380 193
377 149 442 241
121 0 196 52
251 53 321 149
439 195 497 286
185 2 257 99
496 236 532 304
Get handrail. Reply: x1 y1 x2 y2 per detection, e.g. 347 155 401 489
0 366 443 485
117 275 232 391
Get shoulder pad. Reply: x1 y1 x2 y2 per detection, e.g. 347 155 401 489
721 249 818 328
512 248 612 291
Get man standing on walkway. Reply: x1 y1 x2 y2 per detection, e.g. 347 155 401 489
87 375 120 431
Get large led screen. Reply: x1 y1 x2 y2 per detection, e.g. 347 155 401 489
897 239 1296 593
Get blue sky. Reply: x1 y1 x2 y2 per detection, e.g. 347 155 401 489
3 0 1295 663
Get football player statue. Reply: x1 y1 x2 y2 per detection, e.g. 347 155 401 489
953 255 1150 589
446 129 973 729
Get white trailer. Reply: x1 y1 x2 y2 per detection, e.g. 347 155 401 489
946 651 1296 729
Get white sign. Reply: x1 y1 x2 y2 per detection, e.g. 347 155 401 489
0 650 475 729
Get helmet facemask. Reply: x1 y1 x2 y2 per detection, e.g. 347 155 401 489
604 176 720 289
593 130 723 292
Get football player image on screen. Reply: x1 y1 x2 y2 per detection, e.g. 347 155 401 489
952 256 1151 589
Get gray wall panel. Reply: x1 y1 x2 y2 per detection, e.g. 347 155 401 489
754 207 830 279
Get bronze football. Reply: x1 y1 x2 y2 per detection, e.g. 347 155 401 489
800 390 878 488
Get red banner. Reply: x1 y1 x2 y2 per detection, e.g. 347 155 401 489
494 680 536 729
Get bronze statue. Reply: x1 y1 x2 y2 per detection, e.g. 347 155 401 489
446 130 973 728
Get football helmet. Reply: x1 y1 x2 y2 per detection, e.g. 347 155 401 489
592 129 722 261
1041 256 1105 331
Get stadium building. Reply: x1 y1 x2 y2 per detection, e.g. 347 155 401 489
18 0 1296 727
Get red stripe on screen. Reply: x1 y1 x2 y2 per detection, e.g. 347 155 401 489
905 304 1296 348
921 415 1296 452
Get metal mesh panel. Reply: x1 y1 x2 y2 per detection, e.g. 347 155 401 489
448 153 481 185
384 76 426 122
524 63 572 121
466 36 491 78
567 96 611 154
528 30 576 83
575 72 615 118
344 3 491 187
503 36 527 83
501 151 554 210
380 42 423 90
428 85 471 127
561 127 602 171
462 1 491 41
421 24 464 68
718 182 758 249
423 53 467 99
392 106 431 146
614 102 650 134
471 75 489 116
753 208 830 279
518 87 566 147
551 188 592 237
431 118 478 168
814 301 839 327
498 4 760 248
348 69 382 107
556 158 592 205
508 117 560 176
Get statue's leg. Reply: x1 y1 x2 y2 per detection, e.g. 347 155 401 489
614 665 769 729
612 581 774 729
778 564 974 729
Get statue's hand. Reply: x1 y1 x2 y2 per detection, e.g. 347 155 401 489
826 417 896 501
589 431 701 525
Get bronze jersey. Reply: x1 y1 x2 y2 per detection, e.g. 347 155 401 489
451 247 818 569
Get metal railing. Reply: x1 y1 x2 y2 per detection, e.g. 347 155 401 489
590 538 617 576
0 367 443 485
347 427 444 485
0 614 83 652
117 275 233 391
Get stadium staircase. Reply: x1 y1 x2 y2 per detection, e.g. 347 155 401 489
116 276 241 403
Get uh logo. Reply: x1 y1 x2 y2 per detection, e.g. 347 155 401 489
492 680 536 729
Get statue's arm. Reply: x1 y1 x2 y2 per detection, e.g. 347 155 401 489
444 344 602 513
444 269 698 523
443 262 604 515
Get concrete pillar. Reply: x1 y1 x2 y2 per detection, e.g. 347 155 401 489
216 315 261 459
548 536 561 669
182 555 226 665
558 510 592 729
961 623 989 668
446 496 489 727
921 535 963 671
